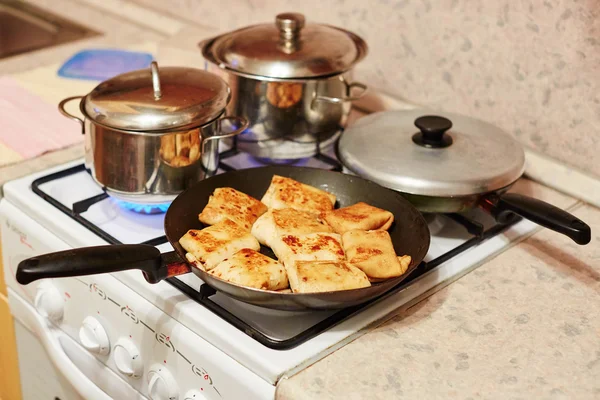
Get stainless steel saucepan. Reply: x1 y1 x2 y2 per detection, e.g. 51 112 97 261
58 62 248 204
200 12 368 159
338 109 591 245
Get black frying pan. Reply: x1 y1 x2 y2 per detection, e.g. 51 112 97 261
16 166 431 311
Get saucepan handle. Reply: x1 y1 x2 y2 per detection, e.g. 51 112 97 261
216 115 250 139
16 246 191 285
58 96 85 134
203 116 249 144
201 116 249 157
486 193 591 245
311 81 368 107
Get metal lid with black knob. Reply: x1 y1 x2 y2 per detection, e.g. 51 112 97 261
337 109 525 197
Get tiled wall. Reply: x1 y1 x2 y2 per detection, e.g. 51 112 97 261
133 0 600 178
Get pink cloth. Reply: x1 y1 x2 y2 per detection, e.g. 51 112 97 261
0 76 82 159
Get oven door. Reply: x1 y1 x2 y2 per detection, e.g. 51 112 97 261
8 287 146 400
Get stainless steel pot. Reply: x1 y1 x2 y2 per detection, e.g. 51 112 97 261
200 12 368 159
58 62 248 204
338 109 592 245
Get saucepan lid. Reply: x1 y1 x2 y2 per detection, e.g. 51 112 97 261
81 62 231 132
201 12 368 79
337 109 526 197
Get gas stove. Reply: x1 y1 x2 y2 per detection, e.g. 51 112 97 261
0 139 544 399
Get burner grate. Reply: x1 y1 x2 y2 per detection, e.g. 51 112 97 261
31 164 168 246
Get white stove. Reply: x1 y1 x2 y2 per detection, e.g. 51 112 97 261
0 143 548 399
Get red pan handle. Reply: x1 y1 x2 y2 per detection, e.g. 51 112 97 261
483 193 591 245
16 245 191 285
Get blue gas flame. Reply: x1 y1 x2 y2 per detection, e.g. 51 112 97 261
114 199 171 214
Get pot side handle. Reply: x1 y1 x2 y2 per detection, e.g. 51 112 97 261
487 193 591 245
311 81 368 107
58 96 85 134
16 245 191 285
203 116 250 148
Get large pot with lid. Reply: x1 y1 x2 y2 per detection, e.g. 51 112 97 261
200 12 368 159
338 109 591 245
58 62 248 204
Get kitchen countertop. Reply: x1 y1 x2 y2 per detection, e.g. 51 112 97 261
277 181 599 400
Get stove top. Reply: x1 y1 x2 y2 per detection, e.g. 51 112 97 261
1 140 545 385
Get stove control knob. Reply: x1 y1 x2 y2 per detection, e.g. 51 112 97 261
34 282 64 322
184 390 208 400
79 316 110 355
113 338 143 378
147 364 179 400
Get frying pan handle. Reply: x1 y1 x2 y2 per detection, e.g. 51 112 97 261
16 246 191 285
487 193 591 245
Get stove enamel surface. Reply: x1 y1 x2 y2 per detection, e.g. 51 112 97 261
0 150 551 397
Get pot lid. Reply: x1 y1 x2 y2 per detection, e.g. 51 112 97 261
82 62 230 132
203 13 368 79
338 109 526 197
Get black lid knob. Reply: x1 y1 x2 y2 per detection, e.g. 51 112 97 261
412 115 453 148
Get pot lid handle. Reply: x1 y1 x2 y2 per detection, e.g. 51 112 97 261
276 12 305 54
412 115 453 148
150 61 162 100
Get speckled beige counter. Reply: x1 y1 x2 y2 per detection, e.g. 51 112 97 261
277 183 599 400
